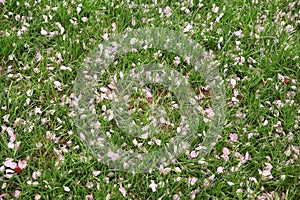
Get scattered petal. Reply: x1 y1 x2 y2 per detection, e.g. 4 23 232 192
64 186 70 192
149 180 158 192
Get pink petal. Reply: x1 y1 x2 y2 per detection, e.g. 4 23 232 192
93 171 101 176
262 170 271 176
292 145 299 155
217 166 223 174
107 151 119 161
203 108 215 118
189 177 198 186
18 159 28 170
119 184 126 197
4 158 17 169
5 169 15 178
265 163 272 170
230 134 238 141
86 195 93 200
203 118 210 123
230 79 237 88
8 142 15 149
149 180 158 192
146 90 152 98
173 194 180 200
190 151 198 158
223 147 230 156
160 167 171 175
14 190 21 199
32 171 41 180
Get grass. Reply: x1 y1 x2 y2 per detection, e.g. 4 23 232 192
0 0 299 199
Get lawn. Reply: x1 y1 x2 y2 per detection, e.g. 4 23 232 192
0 0 299 199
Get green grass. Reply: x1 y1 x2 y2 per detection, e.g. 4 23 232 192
0 0 299 199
